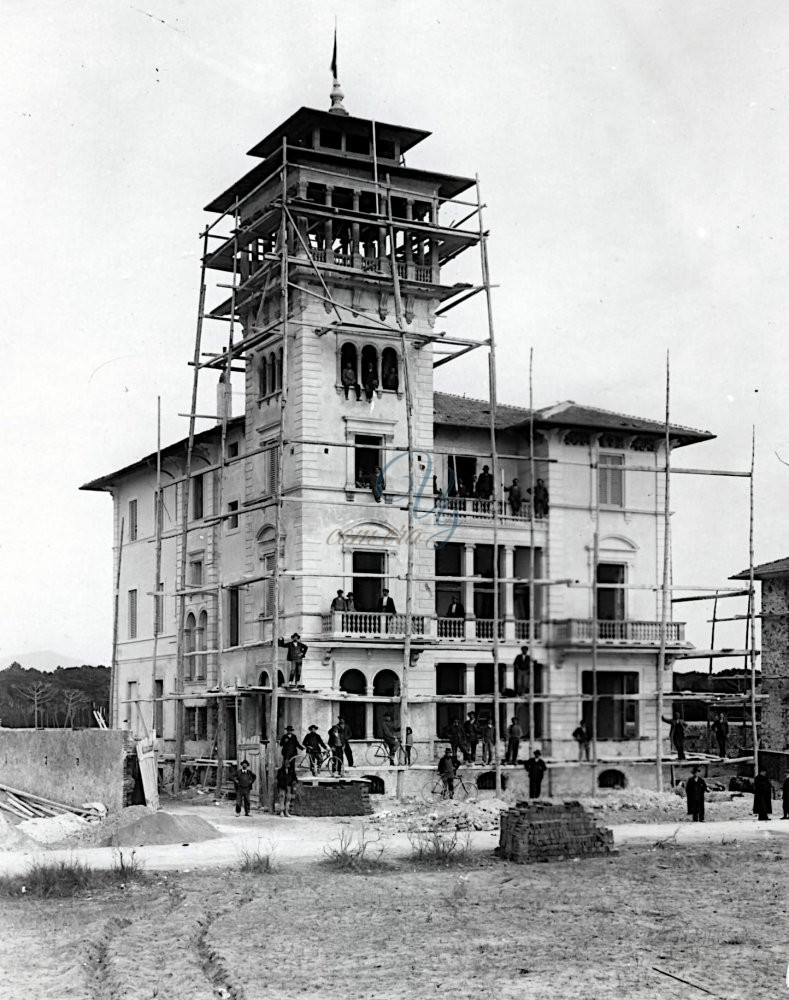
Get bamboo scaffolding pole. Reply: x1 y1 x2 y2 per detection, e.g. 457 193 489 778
748 427 759 774
110 516 125 728
527 349 537 760
476 174 502 793
591 436 600 789
174 230 209 791
150 397 163 736
267 141 289 811
387 183 414 801
656 353 672 792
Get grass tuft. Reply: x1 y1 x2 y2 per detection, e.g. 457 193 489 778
0 851 145 899
321 826 391 873
239 841 276 874
408 831 471 867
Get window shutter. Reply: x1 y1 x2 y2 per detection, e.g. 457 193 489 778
128 589 138 639
128 499 138 541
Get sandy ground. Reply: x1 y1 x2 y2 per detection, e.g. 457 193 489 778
1 796 787 999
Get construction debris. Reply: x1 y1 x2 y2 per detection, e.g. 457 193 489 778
498 800 614 863
0 782 106 822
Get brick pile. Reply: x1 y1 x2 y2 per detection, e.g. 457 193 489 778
498 800 614 863
291 779 373 817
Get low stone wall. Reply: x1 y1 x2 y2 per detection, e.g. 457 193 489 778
0 728 126 814
498 800 614 863
291 779 373 817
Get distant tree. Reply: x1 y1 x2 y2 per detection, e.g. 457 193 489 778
16 681 55 728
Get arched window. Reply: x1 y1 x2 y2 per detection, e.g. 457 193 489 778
361 345 379 397
341 343 358 376
196 610 208 680
372 668 399 738
185 613 196 678
598 769 627 790
277 348 283 390
258 356 268 397
268 351 277 392
257 526 276 619
340 669 367 695
381 347 399 391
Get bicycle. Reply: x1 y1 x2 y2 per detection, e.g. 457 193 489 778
421 768 478 803
365 739 418 766
295 748 343 777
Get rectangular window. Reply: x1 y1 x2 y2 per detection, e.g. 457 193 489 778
154 679 163 736
320 127 342 149
582 671 639 739
185 706 196 740
227 500 239 530
346 133 370 155
192 474 204 520
228 587 241 647
128 589 138 639
128 499 138 542
352 551 384 612
436 663 466 737
126 681 138 729
228 441 239 459
354 434 383 488
598 453 625 507
154 581 164 635
596 563 625 624
264 444 279 497
189 557 204 588
261 552 276 618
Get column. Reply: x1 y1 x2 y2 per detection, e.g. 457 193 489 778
405 200 414 278
324 185 334 259
463 544 475 640
503 545 515 642
351 190 361 265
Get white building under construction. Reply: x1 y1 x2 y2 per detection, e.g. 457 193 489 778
81 85 717 793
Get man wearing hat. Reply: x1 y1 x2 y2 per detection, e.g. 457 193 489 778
438 747 456 799
524 749 547 799
303 725 327 775
233 759 256 817
686 765 707 822
278 632 308 686
279 725 303 763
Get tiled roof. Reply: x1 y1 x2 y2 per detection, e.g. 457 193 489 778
731 557 789 580
433 392 714 443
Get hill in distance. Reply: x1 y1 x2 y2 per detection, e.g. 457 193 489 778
2 650 88 672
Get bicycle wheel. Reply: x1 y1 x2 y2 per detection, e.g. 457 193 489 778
366 742 387 765
327 754 343 777
295 754 314 775
455 777 478 802
422 778 444 803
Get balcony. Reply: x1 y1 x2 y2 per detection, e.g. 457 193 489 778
321 612 428 640
551 619 687 646
437 498 548 525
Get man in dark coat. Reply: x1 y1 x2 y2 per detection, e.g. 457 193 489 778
504 479 522 515
686 765 707 822
475 465 493 501
463 712 479 764
327 724 345 776
505 717 522 764
438 747 456 799
278 633 308 686
279 725 303 763
338 716 354 768
381 713 399 766
753 768 773 821
447 718 468 763
276 758 296 816
524 749 547 798
446 594 465 619
572 719 592 762
711 711 729 758
782 775 789 820
528 479 549 518
341 361 361 401
330 590 347 612
233 759 256 816
662 713 686 760
303 725 327 775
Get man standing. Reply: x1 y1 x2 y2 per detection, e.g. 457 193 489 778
438 747 455 799
327 723 345 777
686 765 707 822
338 716 354 768
528 479 550 518
475 465 493 504
381 712 399 766
753 768 773 821
303 725 327 775
481 719 495 765
276 758 296 816
278 633 308 686
233 759 256 817
524 749 547 798
447 718 468 762
572 719 592 762
279 725 303 763
463 712 479 764
504 478 522 515
662 713 686 760
513 647 533 697
505 717 522 765
711 711 729 758
446 594 465 619
330 590 347 612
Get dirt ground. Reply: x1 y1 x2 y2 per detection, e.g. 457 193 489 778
0 836 786 1000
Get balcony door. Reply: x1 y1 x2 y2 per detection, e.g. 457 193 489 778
352 551 384 612
596 563 625 638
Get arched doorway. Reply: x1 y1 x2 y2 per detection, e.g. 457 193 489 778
372 669 400 737
339 669 367 739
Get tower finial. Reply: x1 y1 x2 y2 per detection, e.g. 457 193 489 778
329 21 348 116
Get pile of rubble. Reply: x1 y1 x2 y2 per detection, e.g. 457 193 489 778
499 800 614 863
371 797 509 834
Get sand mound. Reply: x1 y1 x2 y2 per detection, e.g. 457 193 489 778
0 813 37 851
371 797 508 833
100 811 221 847
20 813 90 845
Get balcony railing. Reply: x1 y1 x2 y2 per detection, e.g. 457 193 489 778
437 498 547 523
552 619 686 645
321 611 427 639
514 620 543 642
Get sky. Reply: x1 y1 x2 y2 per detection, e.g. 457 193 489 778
1 0 787 665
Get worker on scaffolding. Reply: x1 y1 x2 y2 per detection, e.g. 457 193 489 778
527 478 549 518
662 712 687 760
278 633 308 686
503 478 522 516
711 711 729 758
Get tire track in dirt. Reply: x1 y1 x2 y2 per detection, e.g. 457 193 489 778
192 892 255 1000
84 915 133 1000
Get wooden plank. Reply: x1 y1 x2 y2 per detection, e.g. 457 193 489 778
136 740 160 812
0 782 90 815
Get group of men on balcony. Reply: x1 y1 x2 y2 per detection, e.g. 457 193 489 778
434 465 550 518
329 588 397 615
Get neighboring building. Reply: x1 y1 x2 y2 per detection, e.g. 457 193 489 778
732 557 789 750
81 93 714 772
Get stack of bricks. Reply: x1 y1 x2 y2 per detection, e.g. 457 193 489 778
498 800 614 863
291 779 373 817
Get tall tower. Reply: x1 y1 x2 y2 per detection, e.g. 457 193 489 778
199 88 483 741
